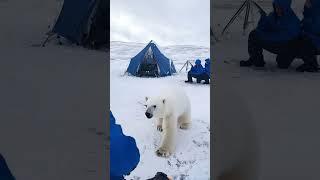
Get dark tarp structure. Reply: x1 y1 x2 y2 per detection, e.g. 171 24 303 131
47 0 107 49
126 41 176 77
0 154 15 180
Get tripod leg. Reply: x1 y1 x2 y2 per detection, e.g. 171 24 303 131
251 1 266 15
250 1 255 23
179 61 187 72
41 34 55 47
243 2 251 34
222 1 248 35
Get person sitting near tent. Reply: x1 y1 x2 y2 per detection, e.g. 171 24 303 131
185 59 205 83
110 111 140 180
295 0 320 72
203 58 211 83
0 153 15 180
193 58 211 84
240 0 301 69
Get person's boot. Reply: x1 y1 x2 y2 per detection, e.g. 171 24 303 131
252 59 265 68
203 80 210 84
306 66 319 72
296 63 319 72
185 74 193 83
185 79 193 83
240 59 253 67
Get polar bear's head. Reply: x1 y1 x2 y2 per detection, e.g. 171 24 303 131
144 96 166 119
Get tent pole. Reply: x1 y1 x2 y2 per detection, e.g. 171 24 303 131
179 61 188 73
222 0 248 35
41 33 57 47
41 35 52 47
243 1 251 34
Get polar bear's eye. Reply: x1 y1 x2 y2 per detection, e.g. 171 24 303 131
153 105 156 108
144 105 147 108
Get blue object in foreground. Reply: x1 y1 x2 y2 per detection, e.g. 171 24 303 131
0 154 15 180
110 111 140 180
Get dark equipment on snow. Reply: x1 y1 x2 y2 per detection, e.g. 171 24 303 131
222 0 266 35
41 0 107 49
147 172 171 180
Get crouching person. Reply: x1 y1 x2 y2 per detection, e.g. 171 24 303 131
296 0 320 72
185 59 204 83
195 58 211 84
203 58 211 84
240 0 301 69
110 111 140 180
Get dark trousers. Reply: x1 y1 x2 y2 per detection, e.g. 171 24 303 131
188 72 209 83
248 30 297 68
296 36 319 67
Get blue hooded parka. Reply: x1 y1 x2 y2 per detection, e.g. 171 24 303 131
302 0 320 49
256 0 301 43
110 111 140 180
190 59 204 75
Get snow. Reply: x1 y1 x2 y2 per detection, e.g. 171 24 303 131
212 1 320 179
110 41 210 179
0 1 107 180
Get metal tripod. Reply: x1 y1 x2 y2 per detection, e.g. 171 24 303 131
179 60 194 73
221 0 266 35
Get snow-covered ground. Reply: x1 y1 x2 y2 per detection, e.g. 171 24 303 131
0 1 107 180
212 1 320 179
110 41 210 179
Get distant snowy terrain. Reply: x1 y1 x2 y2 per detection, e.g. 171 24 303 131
110 41 210 180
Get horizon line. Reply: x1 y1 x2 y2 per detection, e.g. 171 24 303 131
110 40 210 48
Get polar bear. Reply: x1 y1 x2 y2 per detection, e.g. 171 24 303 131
144 86 191 157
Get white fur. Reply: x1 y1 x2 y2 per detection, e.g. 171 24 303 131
145 85 191 157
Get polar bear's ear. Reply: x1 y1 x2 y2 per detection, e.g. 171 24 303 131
162 99 166 104
145 96 149 101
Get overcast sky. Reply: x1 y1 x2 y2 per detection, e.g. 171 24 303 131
110 0 210 47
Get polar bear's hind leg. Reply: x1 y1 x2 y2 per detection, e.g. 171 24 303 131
178 111 191 129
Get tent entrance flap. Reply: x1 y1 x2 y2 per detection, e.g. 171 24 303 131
137 47 159 77
126 40 175 77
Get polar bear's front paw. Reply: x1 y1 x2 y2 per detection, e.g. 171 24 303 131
156 147 171 157
157 125 163 132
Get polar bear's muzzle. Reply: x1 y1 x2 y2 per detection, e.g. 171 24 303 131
145 112 153 119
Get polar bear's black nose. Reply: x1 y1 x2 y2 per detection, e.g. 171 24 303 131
145 112 152 119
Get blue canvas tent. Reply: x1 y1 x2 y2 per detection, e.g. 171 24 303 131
43 0 107 49
126 41 176 77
